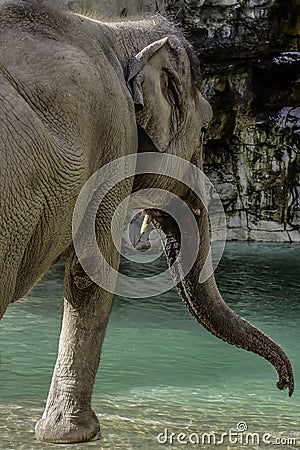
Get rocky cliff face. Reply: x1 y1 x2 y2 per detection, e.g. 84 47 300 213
200 57 300 242
48 0 300 241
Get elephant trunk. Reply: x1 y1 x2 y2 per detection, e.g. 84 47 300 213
151 207 294 397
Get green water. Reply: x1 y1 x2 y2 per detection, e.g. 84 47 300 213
0 242 299 449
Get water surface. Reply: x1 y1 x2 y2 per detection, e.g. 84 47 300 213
0 242 299 449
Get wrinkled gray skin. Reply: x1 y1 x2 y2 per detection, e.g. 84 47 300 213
0 0 294 444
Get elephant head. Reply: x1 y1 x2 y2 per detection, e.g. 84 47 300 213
125 23 294 397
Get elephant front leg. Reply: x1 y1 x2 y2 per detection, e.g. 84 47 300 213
35 250 115 443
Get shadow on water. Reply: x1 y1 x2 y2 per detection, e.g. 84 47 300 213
0 242 299 449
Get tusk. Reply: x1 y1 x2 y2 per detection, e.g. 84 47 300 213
140 213 151 235
191 207 201 216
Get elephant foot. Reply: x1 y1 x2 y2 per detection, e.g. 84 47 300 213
35 408 101 444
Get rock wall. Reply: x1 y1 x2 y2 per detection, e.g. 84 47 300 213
47 0 300 242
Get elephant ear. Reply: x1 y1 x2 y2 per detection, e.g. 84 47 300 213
128 36 187 152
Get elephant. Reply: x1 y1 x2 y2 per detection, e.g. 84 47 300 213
0 0 294 444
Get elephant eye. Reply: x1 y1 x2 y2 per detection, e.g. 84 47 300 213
167 76 181 105
167 79 178 105
161 68 181 106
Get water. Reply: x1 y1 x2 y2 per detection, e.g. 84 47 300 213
0 242 299 449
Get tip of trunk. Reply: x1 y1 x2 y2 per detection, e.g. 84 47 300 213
277 372 294 397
